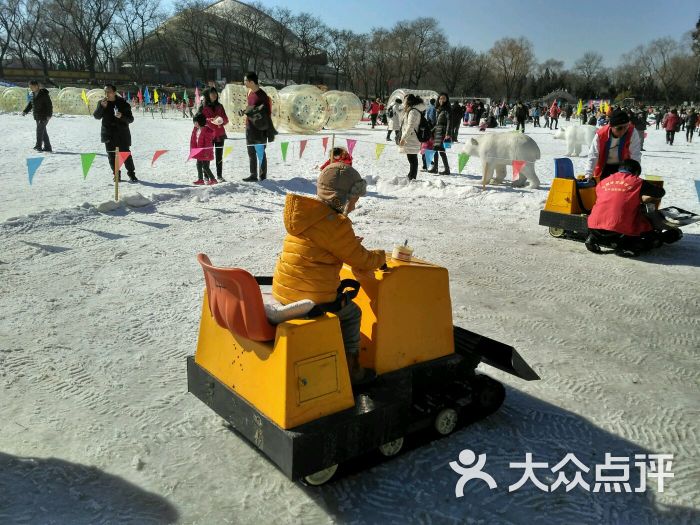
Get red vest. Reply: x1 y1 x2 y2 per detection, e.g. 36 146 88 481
593 125 632 178
587 172 652 236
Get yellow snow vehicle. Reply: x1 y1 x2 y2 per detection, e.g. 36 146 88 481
188 252 539 485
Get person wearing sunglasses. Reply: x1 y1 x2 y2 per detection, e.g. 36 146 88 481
584 109 641 181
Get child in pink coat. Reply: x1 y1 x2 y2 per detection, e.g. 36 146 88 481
191 113 216 185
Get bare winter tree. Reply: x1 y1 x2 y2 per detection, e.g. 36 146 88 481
289 12 328 83
49 0 121 81
326 29 353 90
0 0 20 78
113 0 163 83
573 51 603 97
265 6 295 83
489 37 535 100
171 0 215 81
434 45 476 95
630 38 693 102
402 18 447 87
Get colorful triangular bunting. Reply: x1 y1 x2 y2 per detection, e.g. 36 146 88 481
27 157 44 185
151 149 168 167
280 142 289 162
81 153 96 179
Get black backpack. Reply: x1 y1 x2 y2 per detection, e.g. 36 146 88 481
414 109 433 143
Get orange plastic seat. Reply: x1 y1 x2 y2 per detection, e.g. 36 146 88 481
197 254 276 342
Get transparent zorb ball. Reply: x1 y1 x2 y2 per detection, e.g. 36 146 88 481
278 85 329 134
323 91 363 130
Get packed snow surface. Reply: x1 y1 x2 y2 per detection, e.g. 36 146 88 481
1 113 699 524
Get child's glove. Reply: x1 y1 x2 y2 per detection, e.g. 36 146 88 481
212 116 224 125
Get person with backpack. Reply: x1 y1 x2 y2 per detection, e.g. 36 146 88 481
22 80 53 152
661 109 680 146
398 94 426 181
242 71 276 181
386 98 403 142
428 93 452 174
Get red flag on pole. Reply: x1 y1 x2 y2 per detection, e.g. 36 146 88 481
151 150 168 166
512 160 526 181
117 151 132 171
137 89 143 103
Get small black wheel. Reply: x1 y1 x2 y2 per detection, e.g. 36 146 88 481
434 408 459 435
472 375 506 416
549 227 566 238
378 437 404 457
303 464 338 486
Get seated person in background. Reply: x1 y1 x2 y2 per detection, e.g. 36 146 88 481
585 159 667 256
319 146 353 171
585 109 641 181
272 163 386 383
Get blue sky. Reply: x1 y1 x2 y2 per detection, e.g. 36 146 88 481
192 0 699 67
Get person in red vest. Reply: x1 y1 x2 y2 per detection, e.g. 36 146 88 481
585 109 641 181
585 159 671 256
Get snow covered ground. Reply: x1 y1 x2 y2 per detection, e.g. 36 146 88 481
0 112 699 525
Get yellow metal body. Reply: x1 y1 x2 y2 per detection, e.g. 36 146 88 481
340 256 454 375
544 177 664 215
194 255 456 429
194 293 354 429
543 178 596 214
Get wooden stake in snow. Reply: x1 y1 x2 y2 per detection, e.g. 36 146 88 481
114 147 120 202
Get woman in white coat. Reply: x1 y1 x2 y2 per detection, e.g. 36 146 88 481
386 98 403 143
399 94 424 180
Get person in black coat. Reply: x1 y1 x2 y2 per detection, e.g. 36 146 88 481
428 93 452 174
450 101 464 142
93 84 137 182
514 101 528 133
22 80 53 152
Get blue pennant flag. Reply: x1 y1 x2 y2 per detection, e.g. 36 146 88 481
27 157 44 185
424 149 436 166
254 144 265 166
144 86 151 105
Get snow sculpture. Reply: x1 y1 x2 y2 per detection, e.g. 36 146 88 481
323 91 363 130
387 89 439 106
553 125 596 156
1 87 27 112
463 134 541 189
278 85 328 134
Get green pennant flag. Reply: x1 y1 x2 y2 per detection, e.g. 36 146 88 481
458 153 469 174
280 142 289 162
81 153 97 179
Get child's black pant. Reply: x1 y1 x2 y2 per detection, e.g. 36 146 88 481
196 160 214 180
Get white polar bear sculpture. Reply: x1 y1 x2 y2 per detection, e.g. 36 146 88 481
463 134 541 190
553 125 597 156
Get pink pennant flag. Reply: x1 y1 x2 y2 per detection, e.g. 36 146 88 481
188 148 203 161
512 160 526 181
322 137 329 153
299 140 307 159
194 86 200 105
117 151 132 171
151 149 168 167
346 139 357 155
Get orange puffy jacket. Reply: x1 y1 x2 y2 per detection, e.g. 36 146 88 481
272 194 386 305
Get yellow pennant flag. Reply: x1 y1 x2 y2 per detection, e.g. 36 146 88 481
375 143 385 160
154 89 159 103
223 146 233 159
81 89 88 107
576 99 583 115
172 92 177 101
